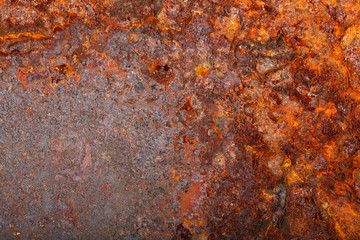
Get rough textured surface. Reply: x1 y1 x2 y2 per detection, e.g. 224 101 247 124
1 0 360 239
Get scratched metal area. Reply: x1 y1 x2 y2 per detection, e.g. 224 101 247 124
1 0 360 239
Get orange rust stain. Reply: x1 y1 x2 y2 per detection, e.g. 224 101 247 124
179 182 203 218
195 63 211 78
16 71 27 86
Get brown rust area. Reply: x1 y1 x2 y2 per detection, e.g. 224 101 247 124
1 0 360 239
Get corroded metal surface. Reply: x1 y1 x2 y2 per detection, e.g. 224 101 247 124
1 0 360 239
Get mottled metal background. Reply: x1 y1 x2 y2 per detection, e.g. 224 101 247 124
1 0 360 239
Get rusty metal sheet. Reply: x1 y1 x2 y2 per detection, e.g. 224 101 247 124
1 0 360 239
